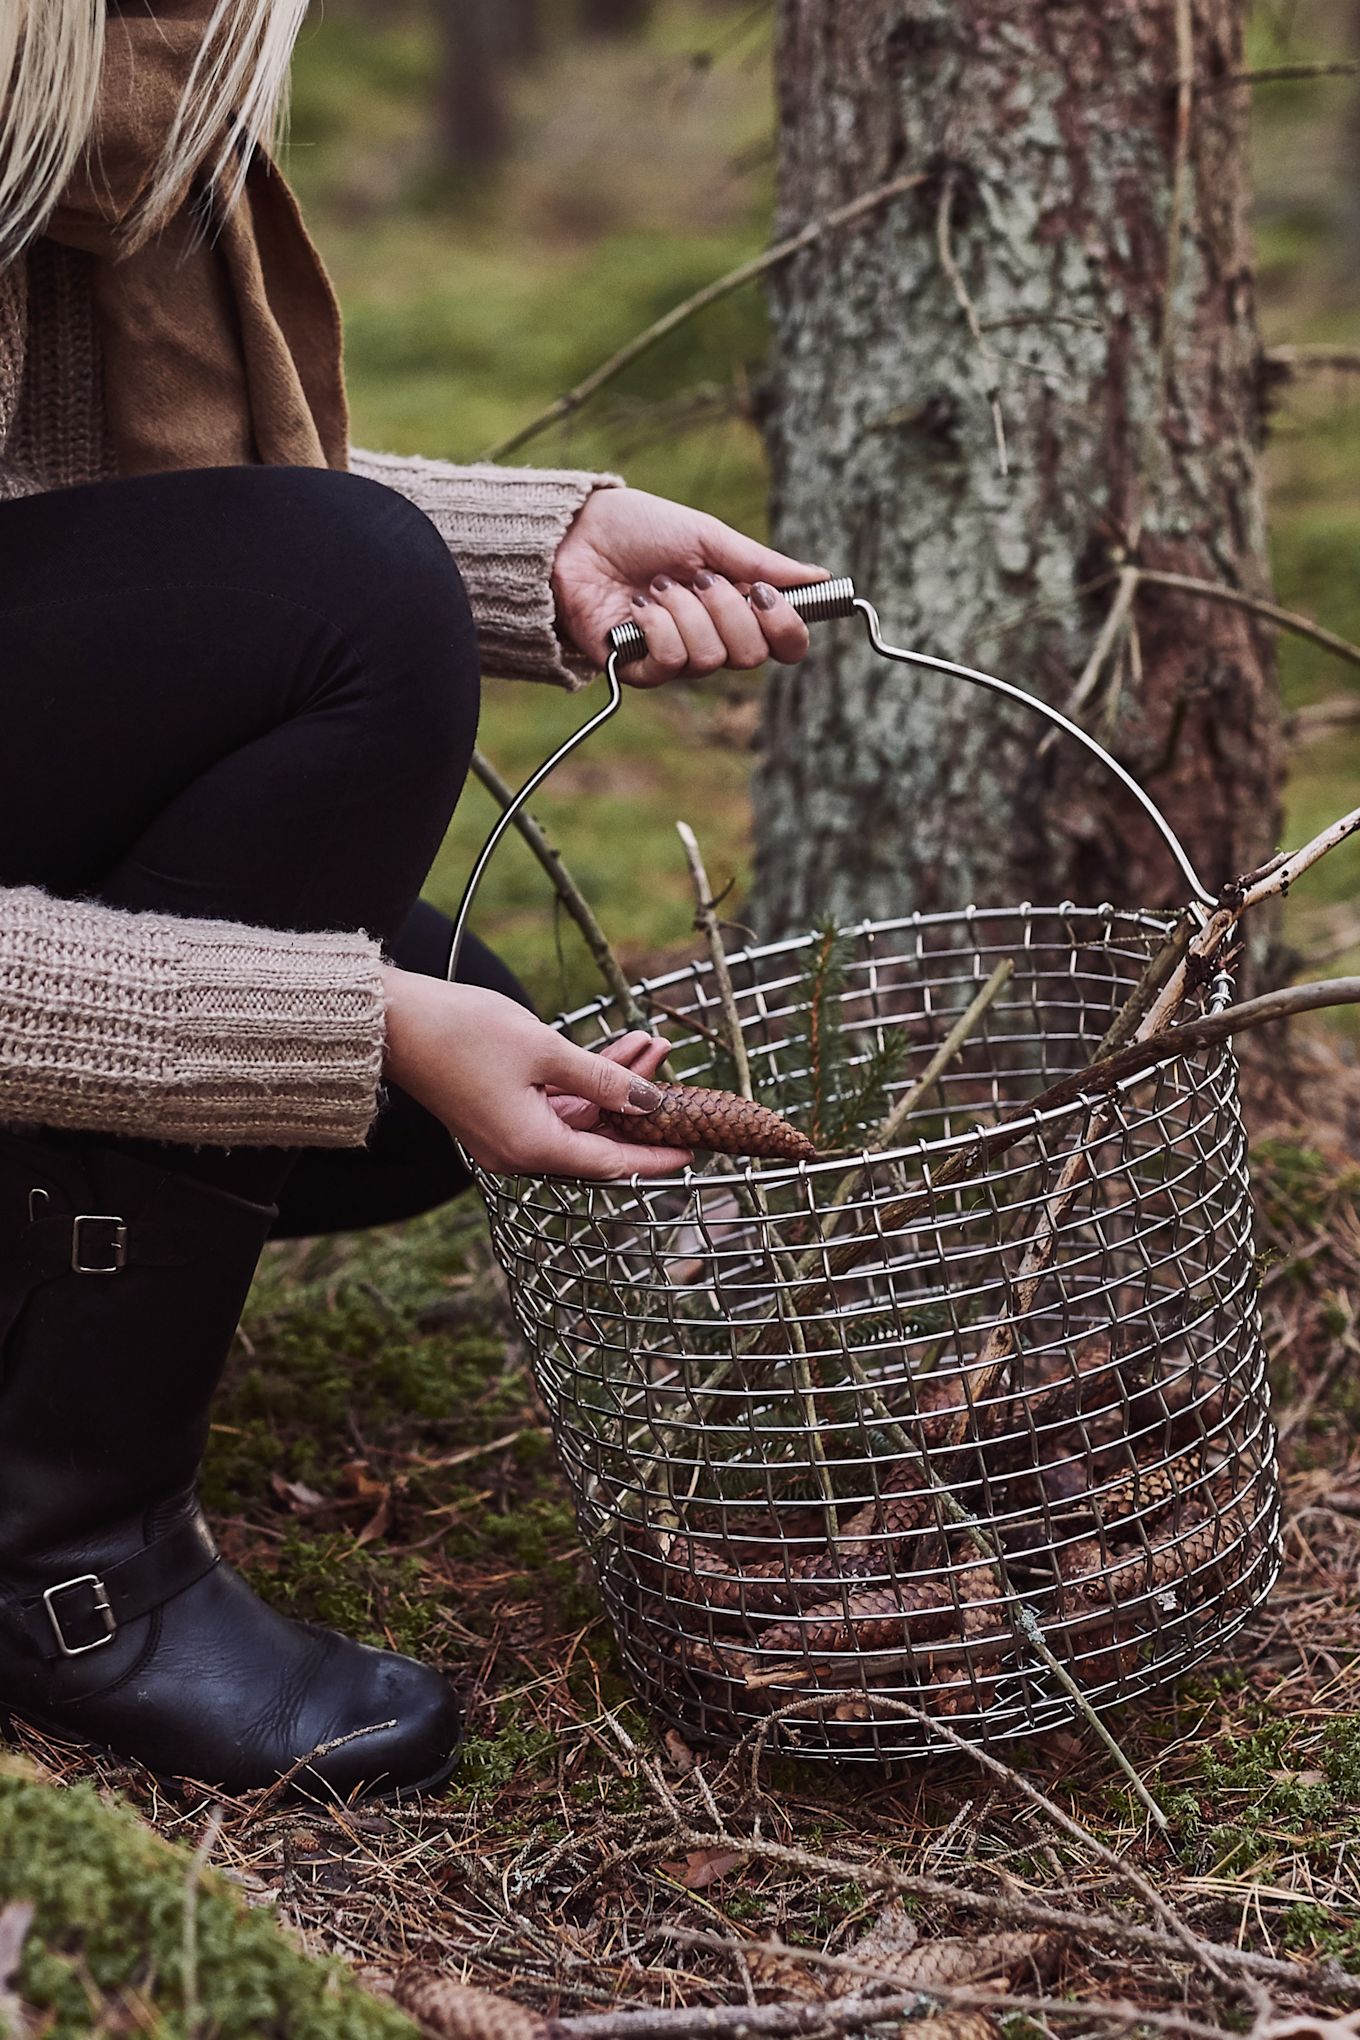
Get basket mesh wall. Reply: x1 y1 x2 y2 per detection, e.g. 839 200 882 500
477 907 1280 1761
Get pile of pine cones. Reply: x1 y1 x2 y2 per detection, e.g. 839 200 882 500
625 1335 1260 1735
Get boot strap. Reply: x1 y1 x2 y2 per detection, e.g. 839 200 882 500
2 1513 221 1661
22 1211 197 1276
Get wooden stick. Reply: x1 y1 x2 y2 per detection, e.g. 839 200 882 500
747 966 1360 1357
1268 343 1360 376
651 1939 1257 2040
479 171 928 463
1287 695 1360 742
469 749 650 1032
1134 568 1360 675
676 822 752 1102
609 1826 1360 2000
1217 57 1360 86
675 823 838 1535
1046 566 1140 748
756 1698 1226 1988
935 170 1008 477
1159 0 1196 414
818 960 1015 1232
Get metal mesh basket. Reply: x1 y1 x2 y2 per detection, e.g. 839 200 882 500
452 584 1281 1762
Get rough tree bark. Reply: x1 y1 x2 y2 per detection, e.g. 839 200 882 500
752 0 1282 935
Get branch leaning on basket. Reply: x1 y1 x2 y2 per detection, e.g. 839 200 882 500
630 952 1015 1501
746 799 1360 1359
469 748 652 1033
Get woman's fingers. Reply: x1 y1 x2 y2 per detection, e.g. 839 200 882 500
695 514 831 592
746 581 813 664
624 574 812 684
623 591 690 689
636 579 729 681
549 1030 670 1128
537 1123 694 1180
690 572 769 670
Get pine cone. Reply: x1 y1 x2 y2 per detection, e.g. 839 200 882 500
601 1084 817 1161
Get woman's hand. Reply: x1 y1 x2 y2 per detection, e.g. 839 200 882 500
551 485 832 688
382 969 692 1179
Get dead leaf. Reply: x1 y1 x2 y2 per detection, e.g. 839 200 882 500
658 1847 747 1891
340 1458 386 1499
353 1489 393 1548
269 1474 325 1512
661 1729 696 1774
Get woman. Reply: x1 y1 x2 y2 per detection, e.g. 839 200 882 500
0 0 826 1800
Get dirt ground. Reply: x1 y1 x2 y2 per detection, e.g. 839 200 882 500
7 1028 1359 2038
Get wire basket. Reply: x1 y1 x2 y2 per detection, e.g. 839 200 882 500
452 584 1282 1762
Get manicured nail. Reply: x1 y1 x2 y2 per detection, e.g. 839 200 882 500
628 1077 662 1112
751 582 779 611
651 574 674 594
631 592 649 608
694 570 716 591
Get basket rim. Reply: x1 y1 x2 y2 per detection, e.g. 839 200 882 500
488 903 1235 1195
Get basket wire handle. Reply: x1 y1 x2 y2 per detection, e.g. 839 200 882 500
447 574 1214 980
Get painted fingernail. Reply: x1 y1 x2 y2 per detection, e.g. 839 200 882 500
751 582 779 611
629 1077 662 1111
631 592 649 608
694 570 716 591
651 574 674 594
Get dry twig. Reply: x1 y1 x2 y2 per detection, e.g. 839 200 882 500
470 750 650 1031
935 170 1008 477
480 171 928 462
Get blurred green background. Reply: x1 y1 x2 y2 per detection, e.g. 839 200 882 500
286 0 1360 1018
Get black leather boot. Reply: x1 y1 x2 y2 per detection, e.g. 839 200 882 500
0 1131 461 1800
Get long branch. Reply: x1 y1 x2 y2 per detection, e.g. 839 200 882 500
1267 343 1360 376
469 749 649 1030
748 969 1360 1353
479 172 928 463
1219 57 1360 86
1134 568 1360 674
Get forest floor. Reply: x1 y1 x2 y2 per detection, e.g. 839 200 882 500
7 3 1360 2032
6 1037 1360 2036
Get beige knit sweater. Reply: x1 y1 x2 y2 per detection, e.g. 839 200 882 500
0 245 623 1151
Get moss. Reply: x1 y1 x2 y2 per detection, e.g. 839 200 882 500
1279 1901 1360 1967
456 1721 560 1797
0 1760 416 2040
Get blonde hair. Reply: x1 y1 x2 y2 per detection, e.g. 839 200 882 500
0 0 307 261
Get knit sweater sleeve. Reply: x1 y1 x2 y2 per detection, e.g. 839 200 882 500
348 449 625 690
0 888 387 1149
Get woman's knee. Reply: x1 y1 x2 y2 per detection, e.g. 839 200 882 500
218 467 480 753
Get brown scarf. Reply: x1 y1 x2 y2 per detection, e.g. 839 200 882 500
45 0 348 475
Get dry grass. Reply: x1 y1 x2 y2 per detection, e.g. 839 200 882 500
7 1029 1360 2037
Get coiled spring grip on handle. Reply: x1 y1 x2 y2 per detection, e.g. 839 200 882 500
447 575 1215 982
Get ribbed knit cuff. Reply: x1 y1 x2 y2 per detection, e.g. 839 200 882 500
350 447 625 689
0 889 386 1149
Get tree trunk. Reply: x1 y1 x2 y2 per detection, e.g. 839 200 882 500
578 0 654 35
753 0 1282 939
433 0 510 172
499 0 545 64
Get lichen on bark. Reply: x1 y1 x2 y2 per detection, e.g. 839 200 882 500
754 0 1282 936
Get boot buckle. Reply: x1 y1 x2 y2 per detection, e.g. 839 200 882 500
70 1214 129 1276
43 1574 117 1657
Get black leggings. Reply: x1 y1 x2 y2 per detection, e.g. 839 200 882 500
0 463 526 1234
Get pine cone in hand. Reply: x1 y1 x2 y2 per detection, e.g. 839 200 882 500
601 1084 817 1162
